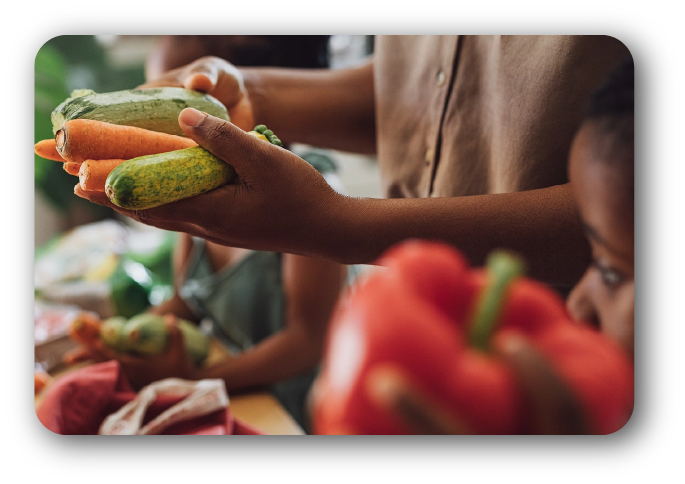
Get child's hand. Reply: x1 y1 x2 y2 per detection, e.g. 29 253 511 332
364 334 591 435
365 365 473 435
139 56 254 131
85 314 198 391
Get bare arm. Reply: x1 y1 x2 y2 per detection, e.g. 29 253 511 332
140 56 376 154
241 59 376 153
77 113 589 287
194 253 347 391
333 183 590 286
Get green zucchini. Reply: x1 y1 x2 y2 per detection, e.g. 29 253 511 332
51 87 230 137
105 146 236 210
100 316 129 353
123 313 210 366
177 320 211 367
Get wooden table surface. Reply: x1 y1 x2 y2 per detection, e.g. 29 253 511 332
35 340 305 435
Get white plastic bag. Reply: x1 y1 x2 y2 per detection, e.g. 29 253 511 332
99 378 229 435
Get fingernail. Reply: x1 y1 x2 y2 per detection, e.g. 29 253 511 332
179 108 207 128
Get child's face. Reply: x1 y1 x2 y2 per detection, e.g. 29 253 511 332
566 122 634 359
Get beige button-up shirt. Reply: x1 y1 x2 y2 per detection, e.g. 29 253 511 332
374 35 630 199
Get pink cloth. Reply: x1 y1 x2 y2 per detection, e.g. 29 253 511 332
36 360 263 435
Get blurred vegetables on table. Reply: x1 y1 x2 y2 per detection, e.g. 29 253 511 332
35 219 177 319
34 369 52 395
34 301 91 372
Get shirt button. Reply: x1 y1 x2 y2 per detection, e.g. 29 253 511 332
436 69 446 86
425 147 434 165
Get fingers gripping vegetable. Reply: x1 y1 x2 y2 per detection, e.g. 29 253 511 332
68 313 210 367
312 241 634 435
51 87 230 137
122 314 209 367
104 125 281 210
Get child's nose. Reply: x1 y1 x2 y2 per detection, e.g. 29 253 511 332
566 271 600 328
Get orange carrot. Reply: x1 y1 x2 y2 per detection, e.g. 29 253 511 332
55 119 197 163
79 159 126 192
63 162 81 176
68 312 102 346
34 370 52 395
34 139 66 162
62 346 96 365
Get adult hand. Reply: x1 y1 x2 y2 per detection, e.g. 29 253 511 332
140 56 254 131
83 314 197 391
75 109 347 260
365 333 590 435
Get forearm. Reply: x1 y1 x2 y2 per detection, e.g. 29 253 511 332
146 293 199 323
196 327 322 392
324 184 590 286
241 59 376 154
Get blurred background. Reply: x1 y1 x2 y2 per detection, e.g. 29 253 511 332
35 35 381 247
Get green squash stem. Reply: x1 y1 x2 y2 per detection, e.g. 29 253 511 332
468 250 526 352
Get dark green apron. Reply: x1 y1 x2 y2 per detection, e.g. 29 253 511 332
177 151 354 433
179 244 319 432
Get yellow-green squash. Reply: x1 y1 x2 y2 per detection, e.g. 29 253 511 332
105 146 236 210
100 316 129 353
104 126 281 211
123 313 210 367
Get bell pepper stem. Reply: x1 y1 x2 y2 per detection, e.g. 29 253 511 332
468 250 526 352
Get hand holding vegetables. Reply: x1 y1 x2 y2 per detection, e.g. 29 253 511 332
69 312 209 365
35 87 287 207
364 335 590 435
75 110 345 257
140 56 255 132
69 313 206 390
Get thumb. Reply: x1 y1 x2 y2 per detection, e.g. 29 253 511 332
493 331 590 434
178 108 265 173
365 365 471 435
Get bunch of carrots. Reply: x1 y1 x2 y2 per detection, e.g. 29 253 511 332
34 119 198 192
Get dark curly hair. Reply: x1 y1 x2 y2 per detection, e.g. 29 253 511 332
584 55 634 170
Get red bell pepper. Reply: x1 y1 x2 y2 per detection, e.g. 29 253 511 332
312 240 634 435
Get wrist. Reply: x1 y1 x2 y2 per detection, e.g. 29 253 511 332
240 67 265 127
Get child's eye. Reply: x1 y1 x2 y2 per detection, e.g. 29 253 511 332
592 259 626 288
